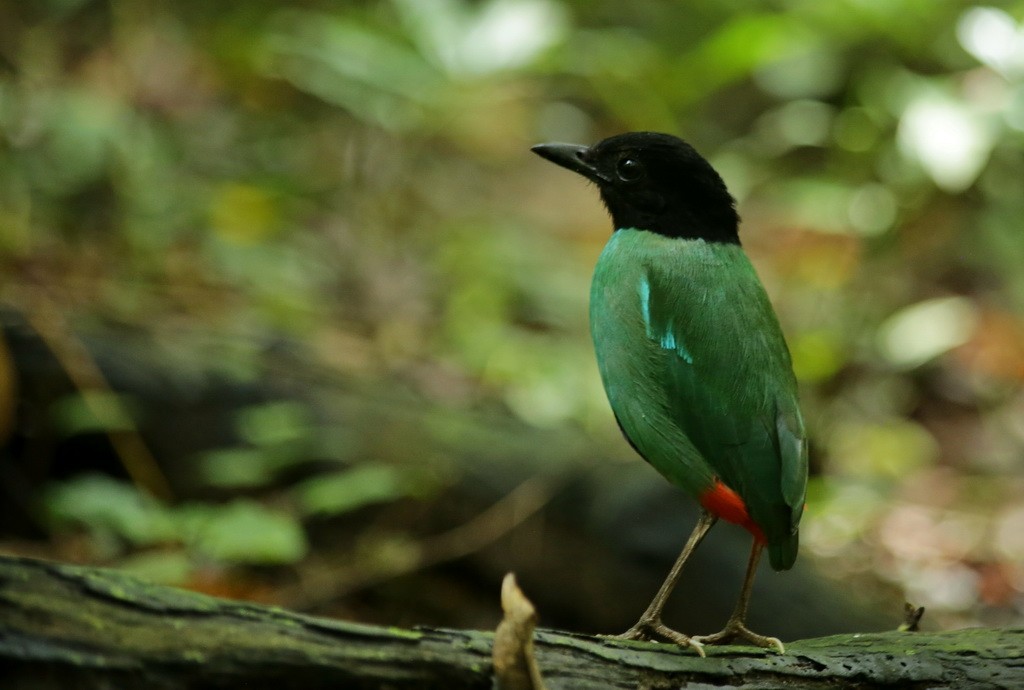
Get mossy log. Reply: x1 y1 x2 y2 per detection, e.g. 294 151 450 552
0 555 1021 689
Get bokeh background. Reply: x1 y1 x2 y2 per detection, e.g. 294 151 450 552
2 0 1023 639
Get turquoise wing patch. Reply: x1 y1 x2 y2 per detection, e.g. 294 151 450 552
639 275 693 364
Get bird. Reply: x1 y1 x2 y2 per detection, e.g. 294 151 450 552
531 132 807 655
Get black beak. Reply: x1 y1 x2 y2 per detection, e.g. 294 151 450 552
530 142 609 182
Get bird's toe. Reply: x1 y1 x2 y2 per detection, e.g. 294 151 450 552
692 623 785 653
608 620 705 656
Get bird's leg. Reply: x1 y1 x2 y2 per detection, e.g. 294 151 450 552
613 510 717 655
691 540 785 653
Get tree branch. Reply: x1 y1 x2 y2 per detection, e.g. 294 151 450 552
0 555 1020 689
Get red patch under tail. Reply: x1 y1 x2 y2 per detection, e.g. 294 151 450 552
699 480 766 544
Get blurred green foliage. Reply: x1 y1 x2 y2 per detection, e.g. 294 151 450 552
2 0 1024 627
45 473 308 565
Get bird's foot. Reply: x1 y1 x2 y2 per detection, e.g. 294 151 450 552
691 621 784 653
607 619 706 657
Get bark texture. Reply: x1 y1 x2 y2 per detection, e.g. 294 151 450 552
0 555 1021 689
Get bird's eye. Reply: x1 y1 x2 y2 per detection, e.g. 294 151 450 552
616 157 644 181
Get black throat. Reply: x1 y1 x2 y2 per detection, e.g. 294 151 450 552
600 185 740 244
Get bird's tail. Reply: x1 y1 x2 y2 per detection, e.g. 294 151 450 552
768 529 799 571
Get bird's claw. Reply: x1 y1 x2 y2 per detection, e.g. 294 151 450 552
607 620 706 657
691 622 784 653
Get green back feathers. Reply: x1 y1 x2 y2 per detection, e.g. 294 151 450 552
590 229 807 570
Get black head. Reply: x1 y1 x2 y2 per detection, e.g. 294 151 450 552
531 132 739 244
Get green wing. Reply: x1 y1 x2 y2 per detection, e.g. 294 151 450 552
644 247 805 568
591 231 807 570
